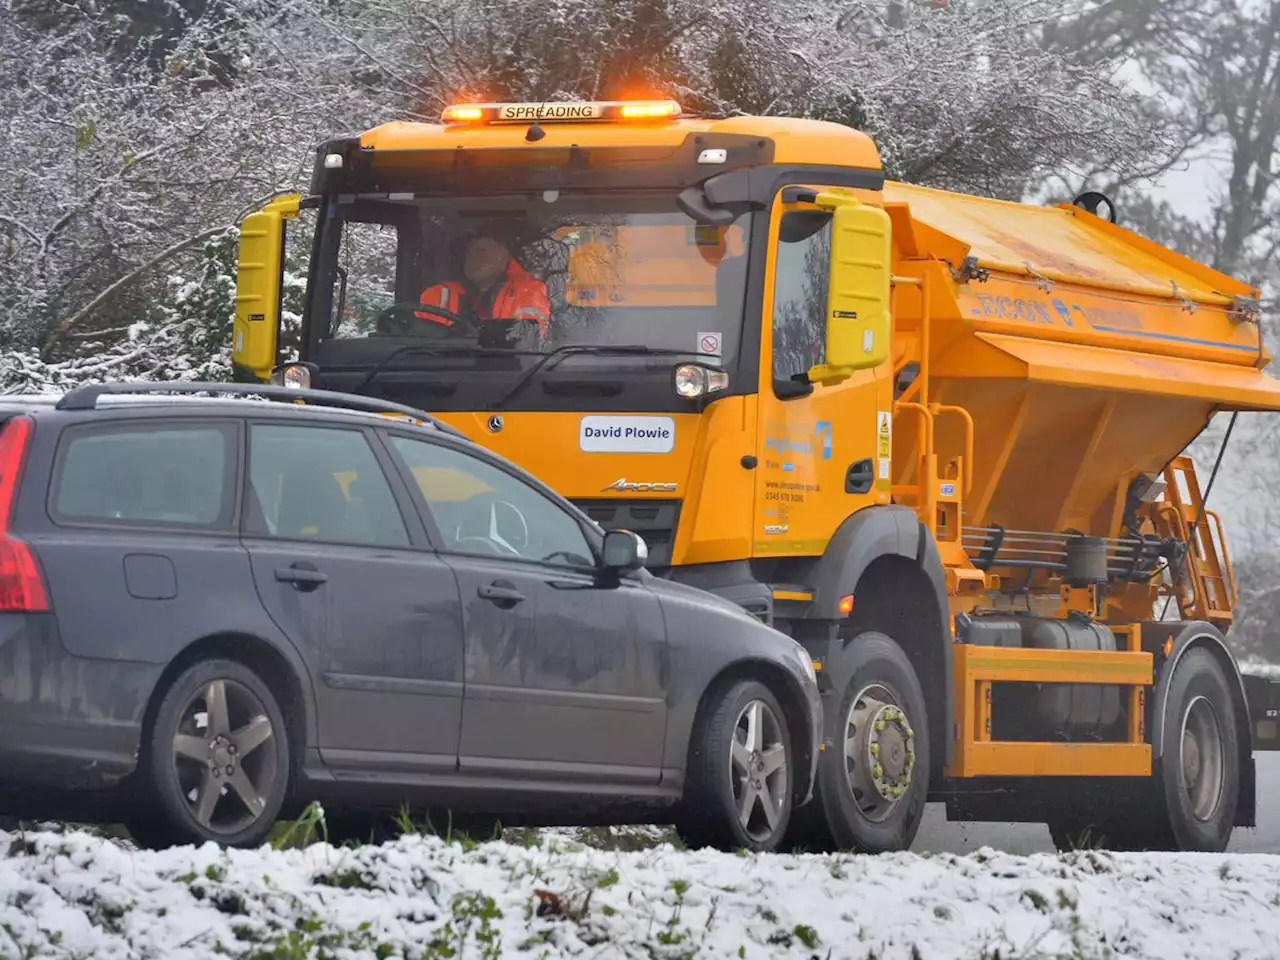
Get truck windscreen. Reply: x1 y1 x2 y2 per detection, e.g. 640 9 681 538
311 192 751 369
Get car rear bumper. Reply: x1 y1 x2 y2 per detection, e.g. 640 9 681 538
0 613 162 798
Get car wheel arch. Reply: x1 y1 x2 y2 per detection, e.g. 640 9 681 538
139 631 314 776
682 658 815 808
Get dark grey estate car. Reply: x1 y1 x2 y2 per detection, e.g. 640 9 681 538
0 381 820 850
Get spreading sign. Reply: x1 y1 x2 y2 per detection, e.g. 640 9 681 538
497 103 605 121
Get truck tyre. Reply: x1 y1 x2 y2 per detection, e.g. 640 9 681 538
131 658 290 850
1047 646 1239 853
811 631 930 853
677 678 794 853
1158 646 1240 851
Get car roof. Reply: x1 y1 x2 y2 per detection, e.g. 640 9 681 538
0 382 467 439
0 383 609 536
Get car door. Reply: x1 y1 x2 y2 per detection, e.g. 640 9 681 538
242 418 466 775
380 429 670 786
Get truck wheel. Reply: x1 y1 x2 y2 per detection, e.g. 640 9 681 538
133 658 290 849
677 678 794 853
1047 647 1239 853
814 631 929 853
1159 647 1239 851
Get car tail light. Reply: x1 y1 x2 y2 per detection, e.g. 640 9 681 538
0 416 48 612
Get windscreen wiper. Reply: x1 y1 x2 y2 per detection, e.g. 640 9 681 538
491 345 698 410
351 343 540 394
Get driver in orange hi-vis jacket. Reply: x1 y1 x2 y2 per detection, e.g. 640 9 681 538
417 231 550 338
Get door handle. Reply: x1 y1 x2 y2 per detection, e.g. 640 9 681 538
275 564 328 590
846 458 876 495
477 580 525 605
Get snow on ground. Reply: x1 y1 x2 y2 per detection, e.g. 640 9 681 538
3 826 1280 959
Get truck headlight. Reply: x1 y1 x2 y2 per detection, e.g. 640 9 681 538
674 363 729 398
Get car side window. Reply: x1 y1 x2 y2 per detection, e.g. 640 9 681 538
387 434 596 570
245 423 410 548
52 422 235 529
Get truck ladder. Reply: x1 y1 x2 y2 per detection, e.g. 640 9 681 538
890 268 980 594
1154 456 1236 630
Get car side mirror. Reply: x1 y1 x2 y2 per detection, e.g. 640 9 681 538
602 529 647 572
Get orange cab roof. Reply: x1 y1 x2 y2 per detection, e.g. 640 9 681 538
359 114 884 171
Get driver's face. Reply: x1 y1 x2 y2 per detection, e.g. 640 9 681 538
463 236 511 289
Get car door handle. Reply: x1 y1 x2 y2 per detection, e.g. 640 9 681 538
275 564 328 589
477 580 525 605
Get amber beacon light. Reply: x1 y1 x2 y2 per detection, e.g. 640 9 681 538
441 100 683 125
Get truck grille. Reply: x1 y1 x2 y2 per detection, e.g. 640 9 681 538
570 498 681 568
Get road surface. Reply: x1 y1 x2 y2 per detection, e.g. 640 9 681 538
913 752 1280 854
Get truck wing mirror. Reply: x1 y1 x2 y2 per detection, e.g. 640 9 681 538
807 194 892 387
233 193 301 382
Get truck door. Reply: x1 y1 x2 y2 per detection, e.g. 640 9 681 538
753 193 894 558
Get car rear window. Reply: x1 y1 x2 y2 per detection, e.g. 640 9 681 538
52 421 235 529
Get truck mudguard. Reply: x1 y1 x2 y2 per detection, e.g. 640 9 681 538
809 504 954 769
1144 619 1256 827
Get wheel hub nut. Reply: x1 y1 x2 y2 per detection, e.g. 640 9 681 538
865 703 916 802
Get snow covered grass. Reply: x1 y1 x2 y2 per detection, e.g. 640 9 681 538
4 816 1280 959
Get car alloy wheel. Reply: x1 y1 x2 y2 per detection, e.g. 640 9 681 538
730 699 789 843
137 658 290 849
677 678 794 853
171 677 279 833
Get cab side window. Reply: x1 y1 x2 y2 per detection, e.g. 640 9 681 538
771 209 833 391
330 220 400 338
387 434 597 570
244 423 410 547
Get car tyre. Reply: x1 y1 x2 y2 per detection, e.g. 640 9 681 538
133 658 290 850
807 631 929 854
677 678 794 853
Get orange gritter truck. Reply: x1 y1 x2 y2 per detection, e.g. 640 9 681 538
232 98 1280 853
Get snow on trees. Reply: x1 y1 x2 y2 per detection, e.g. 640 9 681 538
0 0 1187 394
